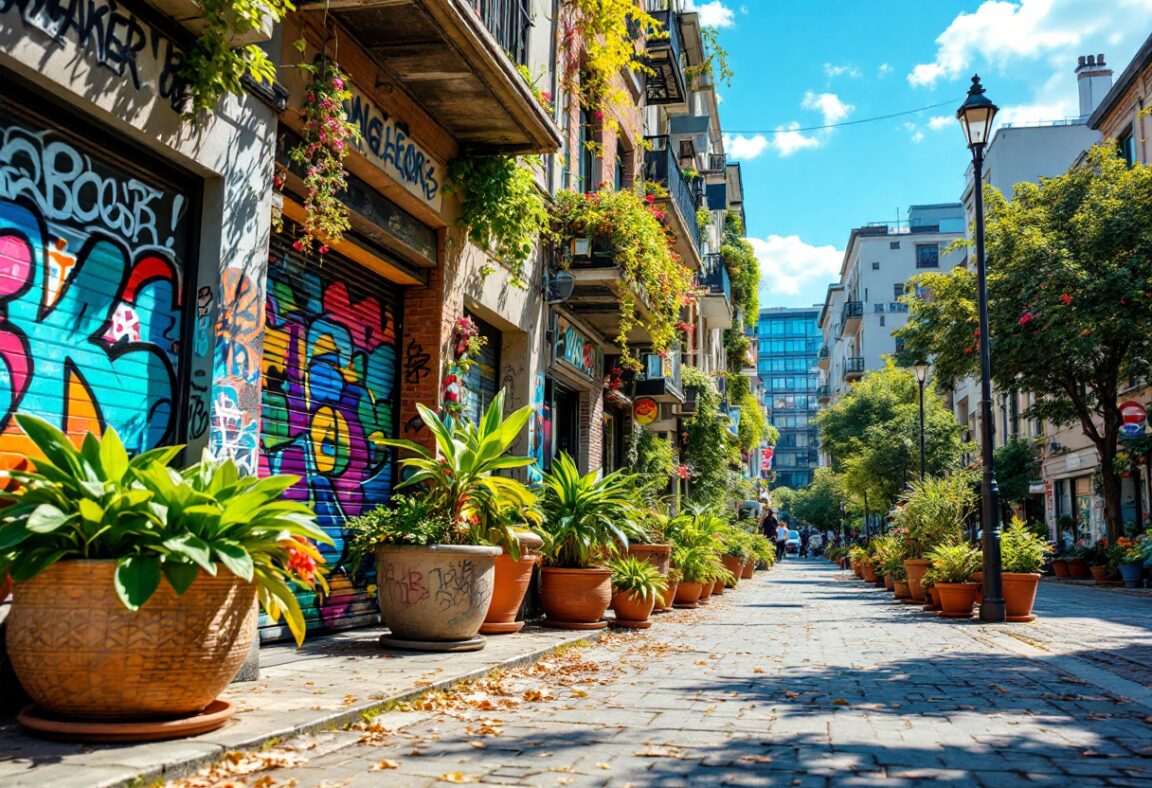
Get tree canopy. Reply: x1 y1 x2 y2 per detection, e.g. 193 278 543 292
897 145 1152 540
789 468 848 533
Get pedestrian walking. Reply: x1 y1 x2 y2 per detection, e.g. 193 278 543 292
775 520 789 562
800 528 811 558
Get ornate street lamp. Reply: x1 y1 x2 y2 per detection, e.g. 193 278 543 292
913 361 930 482
957 75 1005 623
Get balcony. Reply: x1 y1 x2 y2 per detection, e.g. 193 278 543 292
635 349 684 404
706 152 727 173
843 356 865 381
562 236 655 345
644 135 703 268
696 253 732 329
308 0 561 153
817 344 830 370
816 384 830 403
840 301 864 335
644 9 687 106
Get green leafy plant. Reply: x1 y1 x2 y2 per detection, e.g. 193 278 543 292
925 542 982 584
181 0 291 117
514 64 555 114
541 453 644 568
683 26 734 89
696 207 713 234
553 188 695 367
672 544 721 584
0 415 331 645
609 555 667 601
344 495 454 564
446 156 548 287
381 390 540 556
288 52 358 255
1001 517 1052 574
894 472 977 558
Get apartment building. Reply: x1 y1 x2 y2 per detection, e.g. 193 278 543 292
758 307 821 489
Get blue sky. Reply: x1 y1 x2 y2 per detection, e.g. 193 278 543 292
693 0 1152 309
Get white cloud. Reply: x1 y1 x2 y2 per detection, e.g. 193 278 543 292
748 235 844 298
685 0 735 28
907 0 1149 87
724 134 770 160
878 62 893 77
903 122 926 143
772 123 822 156
927 115 954 131
824 62 862 79
801 91 855 125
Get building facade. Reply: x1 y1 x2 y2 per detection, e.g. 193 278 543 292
757 307 821 489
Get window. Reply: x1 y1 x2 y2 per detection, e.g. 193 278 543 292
578 106 595 189
894 337 905 354
615 151 625 190
879 315 885 327
872 261 880 270
915 243 939 268
1119 126 1137 167
893 283 905 299
890 241 900 249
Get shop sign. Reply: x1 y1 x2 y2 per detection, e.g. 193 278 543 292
761 447 774 471
634 397 658 426
554 316 603 381
344 86 443 210
1119 400 1147 438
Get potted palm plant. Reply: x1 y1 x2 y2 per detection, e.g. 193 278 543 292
1000 518 1051 621
361 391 537 650
538 454 643 629
0 415 329 737
671 545 711 608
609 555 667 628
895 474 974 603
719 528 752 588
926 543 983 619
655 566 682 612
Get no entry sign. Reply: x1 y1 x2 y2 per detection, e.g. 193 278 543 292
1119 400 1147 439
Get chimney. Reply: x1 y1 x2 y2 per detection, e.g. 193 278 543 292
1076 52 1113 118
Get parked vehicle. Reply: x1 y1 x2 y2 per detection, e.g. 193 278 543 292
786 529 800 554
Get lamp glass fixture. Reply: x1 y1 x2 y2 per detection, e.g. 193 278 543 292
956 74 999 148
913 362 930 383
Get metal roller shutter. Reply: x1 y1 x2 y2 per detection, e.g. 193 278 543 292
462 312 500 425
261 231 403 638
0 94 192 467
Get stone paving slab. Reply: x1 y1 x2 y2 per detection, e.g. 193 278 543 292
0 625 603 787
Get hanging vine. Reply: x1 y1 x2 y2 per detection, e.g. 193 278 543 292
287 38 359 256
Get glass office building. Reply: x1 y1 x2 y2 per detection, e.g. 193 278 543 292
757 307 821 489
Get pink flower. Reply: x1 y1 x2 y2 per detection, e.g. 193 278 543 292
594 109 604 120
332 77 344 90
541 91 553 101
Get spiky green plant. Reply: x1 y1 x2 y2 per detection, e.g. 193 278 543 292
540 453 644 568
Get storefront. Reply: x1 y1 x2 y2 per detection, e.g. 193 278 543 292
548 312 604 472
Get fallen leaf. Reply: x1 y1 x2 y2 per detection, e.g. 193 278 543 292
469 741 487 750
571 690 589 698
440 772 475 783
785 691 799 699
740 755 774 763
596 763 612 770
410 749 424 757
371 759 399 771
753 668 765 674
832 699 848 706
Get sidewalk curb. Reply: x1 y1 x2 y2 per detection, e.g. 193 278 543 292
111 629 608 787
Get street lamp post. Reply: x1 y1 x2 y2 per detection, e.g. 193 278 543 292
913 361 929 482
957 75 1005 623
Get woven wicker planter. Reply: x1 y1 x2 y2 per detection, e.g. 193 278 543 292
7 560 256 720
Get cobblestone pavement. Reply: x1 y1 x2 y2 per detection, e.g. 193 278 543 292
184 560 1152 787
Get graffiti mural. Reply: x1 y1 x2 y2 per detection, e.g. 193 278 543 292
0 121 186 463
209 268 263 474
261 243 400 629
528 372 546 484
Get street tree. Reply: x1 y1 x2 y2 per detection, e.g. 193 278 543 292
898 146 1152 541
790 468 848 533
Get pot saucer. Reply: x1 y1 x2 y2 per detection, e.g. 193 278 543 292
541 619 608 630
937 611 976 619
19 699 235 743
479 621 525 635
610 619 652 629
379 635 487 652
1005 614 1037 623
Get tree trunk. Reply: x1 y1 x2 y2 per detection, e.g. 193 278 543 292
1099 405 1125 542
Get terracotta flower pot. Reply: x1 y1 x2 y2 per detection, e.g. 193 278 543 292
1089 565 1112 584
741 560 755 579
929 586 942 609
8 560 256 719
854 563 864 578
971 571 984 605
1051 559 1069 578
628 543 672 575
904 558 931 603
936 582 980 619
612 590 656 624
893 579 911 599
655 581 678 612
673 581 703 608
540 566 613 629
698 579 714 603
721 555 744 587
884 574 895 591
377 544 501 643
481 551 539 635
862 563 878 583
1002 572 1041 622
1066 558 1090 578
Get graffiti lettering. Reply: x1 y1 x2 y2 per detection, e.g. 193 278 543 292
403 413 425 435
0 122 185 459
403 338 431 386
344 92 441 203
0 127 183 248
528 373 545 484
1 0 189 109
554 316 602 380
379 564 429 607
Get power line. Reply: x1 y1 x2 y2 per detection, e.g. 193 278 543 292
723 98 961 135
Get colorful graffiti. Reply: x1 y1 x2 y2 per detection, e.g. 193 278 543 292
528 372 546 484
0 123 185 461
554 316 603 381
261 247 399 628
209 268 263 474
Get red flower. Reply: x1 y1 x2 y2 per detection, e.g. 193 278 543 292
445 391 459 403
285 540 317 586
1019 313 1033 325
292 239 304 252
1060 293 1072 305
645 194 656 204
318 245 330 255
594 109 604 120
